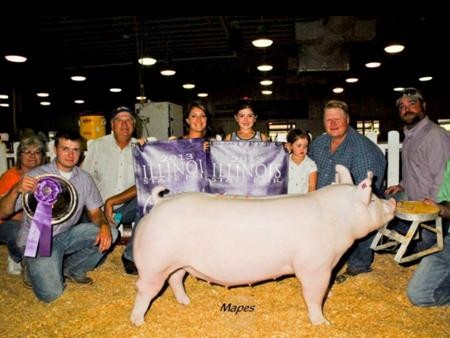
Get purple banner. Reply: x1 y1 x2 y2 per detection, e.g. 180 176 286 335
133 139 207 215
207 141 288 195
134 140 288 216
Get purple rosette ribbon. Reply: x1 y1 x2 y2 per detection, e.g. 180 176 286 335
24 177 62 257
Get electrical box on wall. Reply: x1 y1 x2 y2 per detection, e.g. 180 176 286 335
135 102 184 140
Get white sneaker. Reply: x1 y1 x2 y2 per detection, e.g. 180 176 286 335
7 255 22 275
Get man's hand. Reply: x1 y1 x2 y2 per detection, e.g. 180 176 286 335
95 223 113 252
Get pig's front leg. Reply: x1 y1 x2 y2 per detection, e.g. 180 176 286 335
296 267 331 325
130 274 166 326
168 269 190 305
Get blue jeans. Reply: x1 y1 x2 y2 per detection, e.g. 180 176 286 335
0 219 22 262
23 222 118 302
407 235 450 306
346 232 375 272
117 197 142 262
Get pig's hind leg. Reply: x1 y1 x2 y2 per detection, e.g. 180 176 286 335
130 274 166 326
168 268 190 305
295 266 331 325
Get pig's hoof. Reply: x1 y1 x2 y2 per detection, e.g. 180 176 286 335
176 294 191 305
130 313 145 327
310 317 330 325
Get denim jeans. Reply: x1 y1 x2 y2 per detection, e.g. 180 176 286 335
0 219 22 262
407 235 450 306
117 197 142 262
346 232 375 272
23 222 118 302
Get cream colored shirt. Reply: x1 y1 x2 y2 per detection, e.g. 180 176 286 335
288 155 317 194
82 133 136 204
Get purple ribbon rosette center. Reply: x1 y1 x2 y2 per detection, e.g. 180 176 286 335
24 177 62 257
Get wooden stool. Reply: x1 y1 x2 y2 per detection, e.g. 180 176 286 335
371 201 444 263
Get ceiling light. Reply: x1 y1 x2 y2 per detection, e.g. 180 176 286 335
161 68 176 76
197 92 208 98
345 77 359 83
384 44 405 54
40 101 51 106
260 79 273 86
182 83 195 89
5 55 27 63
252 38 273 48
37 92 49 97
332 87 344 94
261 89 272 95
138 57 157 66
71 75 86 82
74 99 85 104
418 76 433 82
393 87 405 92
257 64 273 72
365 62 381 69
0 103 9 107
109 88 122 93
0 94 9 99
136 96 147 101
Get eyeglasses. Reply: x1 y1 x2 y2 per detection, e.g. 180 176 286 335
21 150 42 156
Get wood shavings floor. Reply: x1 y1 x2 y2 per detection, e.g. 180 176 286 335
0 245 448 337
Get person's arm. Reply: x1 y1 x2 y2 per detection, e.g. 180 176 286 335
0 176 37 219
87 207 113 253
104 185 137 225
308 171 318 192
424 198 450 219
224 133 232 141
261 133 269 142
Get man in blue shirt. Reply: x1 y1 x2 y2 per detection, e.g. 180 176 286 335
310 100 386 284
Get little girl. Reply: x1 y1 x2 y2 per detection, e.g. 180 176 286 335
225 97 268 141
286 128 317 194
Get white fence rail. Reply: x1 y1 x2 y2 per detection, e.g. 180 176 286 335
0 131 402 187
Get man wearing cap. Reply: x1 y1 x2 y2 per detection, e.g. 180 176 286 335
82 106 139 274
386 88 450 202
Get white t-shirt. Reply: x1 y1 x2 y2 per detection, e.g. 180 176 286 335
288 155 317 194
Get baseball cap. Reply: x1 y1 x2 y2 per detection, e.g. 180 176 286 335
111 106 135 120
396 87 424 107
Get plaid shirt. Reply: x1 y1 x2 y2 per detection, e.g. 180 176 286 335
310 127 386 196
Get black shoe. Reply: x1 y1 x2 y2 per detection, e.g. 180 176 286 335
335 267 372 284
121 255 138 275
64 272 93 284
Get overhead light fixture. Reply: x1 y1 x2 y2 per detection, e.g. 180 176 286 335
138 57 157 66
71 75 86 82
252 24 273 48
418 76 433 82
109 88 122 93
0 94 9 99
384 44 405 54
332 87 344 94
37 92 49 97
136 96 147 101
260 79 273 86
40 101 51 106
0 103 10 107
345 77 359 83
197 92 208 98
257 64 273 72
74 99 85 104
182 83 195 90
261 89 272 95
365 62 381 69
393 87 405 92
5 55 27 63
160 67 176 76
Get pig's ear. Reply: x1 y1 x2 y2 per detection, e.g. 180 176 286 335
334 164 353 184
357 178 372 205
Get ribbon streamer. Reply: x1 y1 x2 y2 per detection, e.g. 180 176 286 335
24 177 61 257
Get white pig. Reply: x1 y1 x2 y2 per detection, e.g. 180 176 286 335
130 165 396 326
